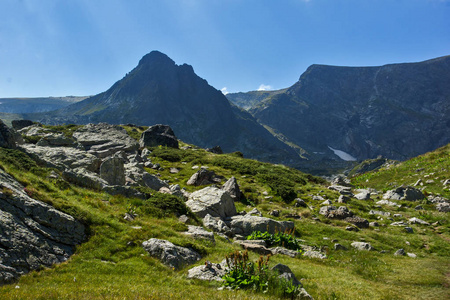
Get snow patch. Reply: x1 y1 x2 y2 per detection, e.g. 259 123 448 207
328 146 357 161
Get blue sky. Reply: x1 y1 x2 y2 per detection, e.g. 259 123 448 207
1 0 449 97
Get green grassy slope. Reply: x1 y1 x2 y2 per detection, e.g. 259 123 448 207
0 127 448 299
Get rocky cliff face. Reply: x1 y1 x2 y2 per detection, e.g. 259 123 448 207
31 51 300 167
0 168 85 284
249 56 450 162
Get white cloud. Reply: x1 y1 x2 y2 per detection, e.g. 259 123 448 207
257 84 272 91
220 87 229 95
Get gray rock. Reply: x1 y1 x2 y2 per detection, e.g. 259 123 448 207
369 210 391 217
187 261 226 281
383 186 424 201
321 200 333 206
404 227 414 233
312 195 325 201
73 123 139 158
247 208 262 216
332 176 353 187
394 249 406 256
294 198 308 207
271 247 302 258
36 133 76 147
345 216 369 228
20 144 101 172
62 167 108 190
393 213 403 218
319 206 353 219
407 253 417 258
142 238 201 270
390 221 408 226
222 176 241 201
376 200 401 207
234 241 272 255
184 225 215 243
179 215 189 223
203 214 232 236
409 217 430 225
124 162 168 191
141 148 151 159
351 242 373 251
303 250 327 259
0 168 85 284
271 263 302 287
0 120 17 149
369 221 380 227
436 202 450 212
355 190 371 200
414 205 424 210
100 156 126 185
139 124 179 149
337 195 350 203
169 167 180 174
186 186 237 219
269 210 280 217
227 214 294 237
186 168 218 186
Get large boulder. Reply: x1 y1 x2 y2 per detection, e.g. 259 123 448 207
139 124 179 149
227 214 295 237
383 186 424 201
0 169 85 284
186 186 237 219
186 168 218 186
0 120 17 149
20 144 101 172
124 162 168 190
62 168 108 190
73 123 139 158
142 238 201 270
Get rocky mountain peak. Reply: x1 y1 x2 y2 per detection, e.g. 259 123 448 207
138 50 176 68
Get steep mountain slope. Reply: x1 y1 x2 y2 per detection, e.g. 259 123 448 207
29 51 300 166
226 89 287 110
250 56 450 162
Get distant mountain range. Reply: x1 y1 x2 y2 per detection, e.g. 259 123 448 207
0 96 86 113
1 52 449 175
228 55 450 167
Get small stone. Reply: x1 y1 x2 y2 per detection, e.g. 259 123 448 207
269 210 280 217
414 205 424 210
294 198 307 207
405 227 414 233
369 221 379 227
393 214 403 218
407 253 417 258
394 249 405 256
334 243 347 251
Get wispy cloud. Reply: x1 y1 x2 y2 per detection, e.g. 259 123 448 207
257 84 272 91
220 87 229 95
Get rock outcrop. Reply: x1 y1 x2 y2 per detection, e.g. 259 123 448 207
383 186 424 201
186 186 237 219
139 124 179 149
0 120 17 149
0 169 85 284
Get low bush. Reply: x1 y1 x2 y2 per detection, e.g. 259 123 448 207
247 229 302 251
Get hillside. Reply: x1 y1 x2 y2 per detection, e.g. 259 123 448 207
0 122 448 299
245 56 450 166
226 89 287 110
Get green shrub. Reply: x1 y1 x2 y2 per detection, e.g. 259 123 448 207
222 250 301 298
247 229 302 251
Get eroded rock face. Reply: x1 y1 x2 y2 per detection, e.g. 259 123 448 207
0 169 85 284
222 176 241 201
100 156 126 186
186 186 237 219
73 123 139 158
139 124 179 149
142 238 201 270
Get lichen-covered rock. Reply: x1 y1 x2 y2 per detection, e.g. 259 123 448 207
186 186 237 219
184 225 215 243
142 238 201 270
202 214 232 236
186 168 219 186
436 202 450 212
139 124 179 149
345 216 369 228
187 261 227 281
0 169 85 284
124 162 168 191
